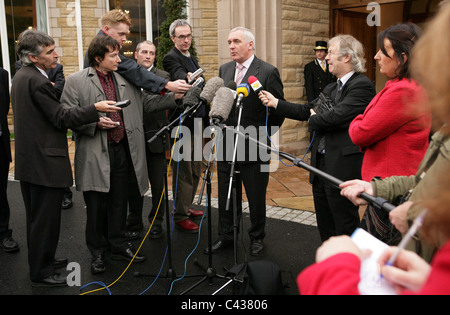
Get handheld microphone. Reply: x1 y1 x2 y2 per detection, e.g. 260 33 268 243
188 68 205 84
249 75 270 106
236 83 249 108
209 86 236 125
192 76 204 87
248 76 263 94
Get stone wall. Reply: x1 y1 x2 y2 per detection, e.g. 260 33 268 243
47 0 106 75
190 0 330 155
280 0 330 155
8 0 330 155
189 0 219 80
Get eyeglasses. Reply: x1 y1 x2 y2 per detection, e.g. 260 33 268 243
174 34 192 40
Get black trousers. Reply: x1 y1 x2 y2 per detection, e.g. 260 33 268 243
20 181 65 281
0 140 11 239
312 153 360 242
217 161 270 242
83 141 131 256
127 144 166 227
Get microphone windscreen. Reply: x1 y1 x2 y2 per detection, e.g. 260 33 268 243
200 77 225 104
248 75 263 93
248 76 257 85
209 87 235 121
226 81 238 99
227 81 237 91
182 86 202 108
236 83 249 97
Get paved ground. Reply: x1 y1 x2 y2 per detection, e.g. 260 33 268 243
8 138 319 226
1 180 322 296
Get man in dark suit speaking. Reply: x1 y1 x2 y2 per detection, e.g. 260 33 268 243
11 30 121 286
206 27 285 256
259 35 376 242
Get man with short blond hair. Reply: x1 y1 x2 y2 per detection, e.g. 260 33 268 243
84 9 190 95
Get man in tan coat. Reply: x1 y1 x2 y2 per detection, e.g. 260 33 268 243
61 35 179 274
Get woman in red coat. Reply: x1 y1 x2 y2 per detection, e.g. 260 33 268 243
349 23 431 182
297 4 450 295
349 24 431 243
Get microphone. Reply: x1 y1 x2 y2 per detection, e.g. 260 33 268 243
192 76 204 88
236 83 249 108
249 75 271 107
181 85 202 109
199 77 225 105
188 68 205 84
226 81 238 100
209 86 236 125
248 75 263 94
182 77 224 116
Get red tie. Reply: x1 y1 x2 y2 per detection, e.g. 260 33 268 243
102 74 124 143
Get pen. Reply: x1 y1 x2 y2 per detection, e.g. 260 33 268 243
386 209 428 266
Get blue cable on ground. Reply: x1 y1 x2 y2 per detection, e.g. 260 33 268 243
139 114 183 295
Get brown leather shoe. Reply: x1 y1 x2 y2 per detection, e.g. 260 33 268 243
175 219 199 233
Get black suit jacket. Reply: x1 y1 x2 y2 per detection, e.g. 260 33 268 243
275 72 376 183
11 65 99 188
163 47 206 130
163 47 202 82
15 61 65 100
219 56 285 163
144 67 171 153
304 59 336 102
84 30 168 94
0 67 11 162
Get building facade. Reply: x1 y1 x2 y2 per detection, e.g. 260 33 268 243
1 0 443 154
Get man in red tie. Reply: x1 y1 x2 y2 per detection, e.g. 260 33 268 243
61 35 179 274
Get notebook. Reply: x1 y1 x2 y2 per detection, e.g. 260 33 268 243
351 228 397 295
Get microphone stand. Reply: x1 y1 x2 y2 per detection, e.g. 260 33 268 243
212 126 397 296
179 127 228 295
223 126 396 213
134 103 205 293
210 99 249 295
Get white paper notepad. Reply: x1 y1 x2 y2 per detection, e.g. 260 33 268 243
351 228 398 295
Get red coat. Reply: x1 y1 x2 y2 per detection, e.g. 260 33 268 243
349 79 431 181
297 241 450 295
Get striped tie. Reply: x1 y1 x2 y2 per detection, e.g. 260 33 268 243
321 61 326 72
235 64 245 85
